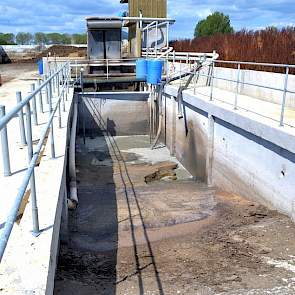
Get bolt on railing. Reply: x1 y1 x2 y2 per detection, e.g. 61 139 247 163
0 62 71 262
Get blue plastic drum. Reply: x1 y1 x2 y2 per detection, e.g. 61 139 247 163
136 59 147 80
147 59 163 85
37 59 43 75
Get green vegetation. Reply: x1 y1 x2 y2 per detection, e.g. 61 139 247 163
0 33 15 45
0 32 87 45
194 12 234 38
16 32 33 45
72 33 87 44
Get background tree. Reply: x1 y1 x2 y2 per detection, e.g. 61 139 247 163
16 32 33 45
72 33 87 44
47 33 72 44
0 33 15 45
194 12 234 38
34 32 48 45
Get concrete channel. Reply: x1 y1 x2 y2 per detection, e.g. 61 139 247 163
0 61 295 294
51 88 295 295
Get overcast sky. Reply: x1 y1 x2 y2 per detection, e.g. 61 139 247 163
0 0 294 39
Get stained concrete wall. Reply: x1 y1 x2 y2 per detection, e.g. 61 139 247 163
163 93 208 181
163 85 295 218
80 93 149 136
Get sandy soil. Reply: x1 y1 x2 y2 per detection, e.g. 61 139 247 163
54 129 295 295
0 63 37 84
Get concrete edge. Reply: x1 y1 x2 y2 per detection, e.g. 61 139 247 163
165 85 295 155
45 98 73 295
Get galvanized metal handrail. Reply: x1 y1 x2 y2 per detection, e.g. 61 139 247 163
169 58 295 127
0 63 71 262
0 65 68 131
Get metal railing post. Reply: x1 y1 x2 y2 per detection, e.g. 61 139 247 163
25 102 40 234
180 61 182 87
156 21 158 56
193 65 197 95
210 61 215 101
16 91 27 145
44 75 49 104
0 105 11 176
55 65 58 90
166 22 169 48
234 63 241 110
57 71 60 97
62 86 66 112
51 70 55 93
280 67 289 127
37 79 44 113
30 84 38 125
58 100 62 129
67 64 70 94
48 79 56 158
75 60 78 82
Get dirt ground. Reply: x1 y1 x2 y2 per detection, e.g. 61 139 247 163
0 63 37 85
54 121 295 295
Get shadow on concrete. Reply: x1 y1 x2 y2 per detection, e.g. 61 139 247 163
54 113 118 294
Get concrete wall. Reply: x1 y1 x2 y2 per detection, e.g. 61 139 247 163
163 85 295 218
80 93 149 136
163 93 208 181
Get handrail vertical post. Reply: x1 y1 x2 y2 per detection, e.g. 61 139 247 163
180 61 182 87
65 66 68 101
58 100 62 129
280 66 289 127
75 60 78 82
37 79 44 113
48 79 56 158
16 91 27 145
193 65 197 95
0 105 11 177
62 85 66 112
56 67 59 89
30 84 38 125
67 64 70 94
44 75 49 104
156 21 158 57
57 71 60 97
25 102 39 234
210 61 215 101
234 63 241 110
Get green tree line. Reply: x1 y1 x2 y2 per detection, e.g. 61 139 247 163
0 32 87 45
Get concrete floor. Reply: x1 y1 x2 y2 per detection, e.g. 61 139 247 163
54 130 295 295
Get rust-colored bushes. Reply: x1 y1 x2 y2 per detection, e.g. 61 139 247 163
171 28 295 73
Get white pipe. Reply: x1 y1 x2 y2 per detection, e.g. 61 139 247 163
68 99 78 209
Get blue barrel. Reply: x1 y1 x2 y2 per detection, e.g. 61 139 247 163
147 59 163 85
136 59 147 80
37 59 43 75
